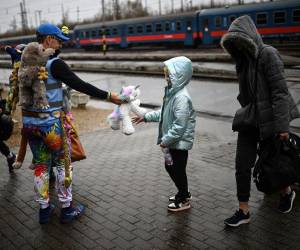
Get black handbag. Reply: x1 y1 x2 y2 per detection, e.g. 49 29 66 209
232 102 256 132
232 47 268 132
253 134 300 194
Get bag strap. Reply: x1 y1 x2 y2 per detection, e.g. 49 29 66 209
249 45 270 102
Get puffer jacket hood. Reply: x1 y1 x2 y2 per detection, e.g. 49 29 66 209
221 15 263 60
163 56 193 97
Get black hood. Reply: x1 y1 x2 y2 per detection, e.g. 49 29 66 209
221 15 264 60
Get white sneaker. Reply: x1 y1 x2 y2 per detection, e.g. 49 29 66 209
169 192 192 202
168 200 191 212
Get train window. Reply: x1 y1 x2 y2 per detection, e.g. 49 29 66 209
112 28 118 35
137 25 143 33
85 31 90 38
165 22 171 32
156 23 162 32
98 30 103 36
229 15 236 25
293 10 300 22
105 29 111 36
186 20 192 31
215 16 222 28
223 17 227 27
274 11 286 24
80 32 84 38
176 21 181 31
203 18 209 32
91 30 97 38
146 24 152 33
128 26 134 34
256 13 267 25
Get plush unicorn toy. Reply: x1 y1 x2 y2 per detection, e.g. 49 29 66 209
107 85 147 135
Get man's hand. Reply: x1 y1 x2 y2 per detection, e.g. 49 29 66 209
132 116 144 124
160 144 167 148
108 92 128 105
279 132 289 141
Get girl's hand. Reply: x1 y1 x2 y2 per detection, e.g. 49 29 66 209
132 116 144 124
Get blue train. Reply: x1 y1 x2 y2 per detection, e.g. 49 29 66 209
74 0 300 49
0 0 299 50
0 31 75 49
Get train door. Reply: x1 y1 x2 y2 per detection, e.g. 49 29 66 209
120 25 127 48
185 19 194 46
201 17 212 45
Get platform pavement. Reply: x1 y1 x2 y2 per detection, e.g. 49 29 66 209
0 117 300 249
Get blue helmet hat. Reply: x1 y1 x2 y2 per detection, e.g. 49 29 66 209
37 23 70 41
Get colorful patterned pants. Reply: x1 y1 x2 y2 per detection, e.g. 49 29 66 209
23 120 72 209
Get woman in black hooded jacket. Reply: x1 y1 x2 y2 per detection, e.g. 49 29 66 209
220 15 300 227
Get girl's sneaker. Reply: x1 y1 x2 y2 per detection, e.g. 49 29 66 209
168 199 191 212
169 192 192 202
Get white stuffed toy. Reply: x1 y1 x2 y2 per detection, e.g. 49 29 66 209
107 85 147 135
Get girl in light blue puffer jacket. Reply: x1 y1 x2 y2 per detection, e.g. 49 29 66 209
134 56 196 212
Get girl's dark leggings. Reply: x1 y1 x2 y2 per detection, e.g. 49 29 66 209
165 149 189 199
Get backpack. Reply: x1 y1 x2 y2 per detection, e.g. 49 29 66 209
253 134 300 194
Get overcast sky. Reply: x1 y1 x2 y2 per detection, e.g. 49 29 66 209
0 0 266 34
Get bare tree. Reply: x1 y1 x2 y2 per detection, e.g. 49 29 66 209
120 0 148 19
9 16 17 31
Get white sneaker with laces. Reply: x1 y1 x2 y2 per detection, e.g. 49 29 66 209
168 200 191 212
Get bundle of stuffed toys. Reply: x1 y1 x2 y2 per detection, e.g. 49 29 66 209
107 85 147 135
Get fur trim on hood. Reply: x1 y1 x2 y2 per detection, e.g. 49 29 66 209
220 15 263 60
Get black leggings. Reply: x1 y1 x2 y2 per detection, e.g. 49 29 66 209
165 149 189 199
0 141 10 157
235 129 259 202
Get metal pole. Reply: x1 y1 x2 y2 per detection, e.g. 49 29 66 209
61 3 64 23
101 0 105 22
37 10 42 26
159 0 161 15
23 0 28 29
77 6 80 22
34 10 38 26
20 2 25 31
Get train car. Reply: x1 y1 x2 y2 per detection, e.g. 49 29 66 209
1 0 299 50
198 0 300 45
0 34 36 48
74 12 198 50
74 20 124 50
75 0 300 50
0 30 75 49
122 12 197 48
